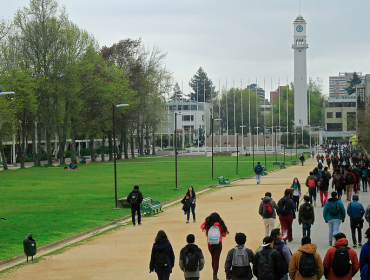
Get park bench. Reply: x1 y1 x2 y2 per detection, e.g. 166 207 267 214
140 197 162 216
262 167 268 176
279 162 286 169
291 160 297 165
217 176 230 185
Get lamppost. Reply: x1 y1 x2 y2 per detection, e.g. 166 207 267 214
113 103 129 209
174 112 182 189
212 118 222 180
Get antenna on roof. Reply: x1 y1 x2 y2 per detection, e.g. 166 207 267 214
299 0 301 15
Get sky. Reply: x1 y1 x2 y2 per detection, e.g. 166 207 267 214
2 0 370 98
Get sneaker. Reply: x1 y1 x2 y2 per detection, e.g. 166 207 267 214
193 220 196 223
353 244 357 248
359 243 362 246
133 224 136 226
314 201 316 207
186 221 189 223
138 223 142 226
288 239 293 242
329 241 332 246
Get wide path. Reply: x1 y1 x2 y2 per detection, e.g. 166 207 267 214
3 158 367 279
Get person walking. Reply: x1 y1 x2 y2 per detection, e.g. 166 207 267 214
271 228 292 280
224 232 254 280
344 168 356 201
127 185 144 226
359 228 370 280
347 194 365 247
332 168 345 200
200 212 229 280
323 192 346 246
353 164 362 193
288 236 324 280
317 160 324 173
184 186 196 223
298 196 315 237
179 234 205 280
253 236 284 280
361 166 369 192
319 167 331 207
278 189 296 242
150 230 175 280
259 192 279 237
299 154 305 166
305 172 318 206
254 162 263 185
290 178 302 212
323 232 359 280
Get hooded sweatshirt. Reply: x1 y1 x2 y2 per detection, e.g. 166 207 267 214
288 243 324 280
259 196 279 219
149 239 175 274
323 197 346 222
179 243 205 278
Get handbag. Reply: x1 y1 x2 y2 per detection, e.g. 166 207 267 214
350 203 364 228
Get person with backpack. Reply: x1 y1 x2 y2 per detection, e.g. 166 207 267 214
259 192 279 236
306 172 318 207
317 160 324 173
320 167 331 207
313 168 322 193
323 232 359 280
361 166 368 192
323 192 346 246
183 186 196 223
332 168 345 200
270 228 292 280
298 196 315 237
224 232 255 280
277 189 296 242
327 154 332 170
200 212 229 280
254 162 263 185
290 178 302 212
347 194 365 247
359 228 370 280
179 234 205 280
127 185 144 226
253 236 284 280
299 154 305 166
288 236 324 280
149 230 175 280
344 169 356 201
352 165 362 194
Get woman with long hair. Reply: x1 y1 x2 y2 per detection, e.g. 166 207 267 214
185 186 196 223
290 178 301 212
149 230 175 280
200 212 229 280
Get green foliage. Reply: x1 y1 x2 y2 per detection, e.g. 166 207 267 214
80 148 91 156
189 67 216 102
345 72 362 95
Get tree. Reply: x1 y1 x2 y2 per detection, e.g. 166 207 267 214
189 67 216 102
346 72 362 95
170 82 182 99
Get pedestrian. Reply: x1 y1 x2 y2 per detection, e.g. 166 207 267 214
332 168 345 200
127 185 143 226
224 232 254 280
270 228 292 280
149 230 175 280
323 232 359 280
365 203 370 227
305 172 318 207
352 165 362 193
323 192 346 246
316 154 321 163
319 167 331 207
317 160 324 173
290 178 301 212
254 162 263 185
253 236 284 280
359 228 370 280
298 196 315 237
200 212 229 280
311 151 314 159
288 236 324 280
344 168 356 201
183 186 196 223
361 166 368 192
299 154 305 166
312 168 321 194
347 194 365 247
259 192 279 237
179 234 205 280
277 189 296 242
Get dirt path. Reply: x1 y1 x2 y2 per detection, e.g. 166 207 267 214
3 159 315 280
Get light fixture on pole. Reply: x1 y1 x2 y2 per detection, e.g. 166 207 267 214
113 103 129 209
212 118 222 180
174 112 182 189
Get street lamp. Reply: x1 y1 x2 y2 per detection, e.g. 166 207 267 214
113 103 129 209
212 118 222 180
174 112 182 189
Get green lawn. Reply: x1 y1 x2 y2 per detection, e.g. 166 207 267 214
0 154 293 261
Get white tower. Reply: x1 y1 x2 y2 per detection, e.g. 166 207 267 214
292 15 308 126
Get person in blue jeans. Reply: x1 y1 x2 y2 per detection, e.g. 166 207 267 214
185 186 196 223
298 196 315 237
254 162 263 184
323 191 346 246
347 194 365 247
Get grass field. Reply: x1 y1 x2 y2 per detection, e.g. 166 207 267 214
0 154 299 261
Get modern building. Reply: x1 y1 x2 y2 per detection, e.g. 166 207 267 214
292 15 308 126
270 86 288 104
329 72 364 98
247 84 265 102
356 74 370 146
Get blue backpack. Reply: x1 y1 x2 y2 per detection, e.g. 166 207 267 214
255 165 262 173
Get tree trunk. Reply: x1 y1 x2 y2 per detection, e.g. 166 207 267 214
46 128 52 166
152 128 156 155
108 131 113 161
36 123 42 166
140 124 144 156
123 130 128 159
71 118 77 164
130 132 135 158
1 146 8 170
101 137 105 162
145 127 150 155
31 122 37 164
118 132 123 160
90 137 96 163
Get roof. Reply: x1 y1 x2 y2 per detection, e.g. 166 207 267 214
294 15 306 24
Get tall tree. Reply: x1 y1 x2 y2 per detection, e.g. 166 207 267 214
170 82 182 99
345 72 362 95
189 67 216 102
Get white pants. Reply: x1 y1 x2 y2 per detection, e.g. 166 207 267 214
263 218 275 237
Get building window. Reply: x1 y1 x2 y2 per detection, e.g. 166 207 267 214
327 112 333 118
327 123 342 131
336 112 342 118
182 115 194 121
202 115 204 121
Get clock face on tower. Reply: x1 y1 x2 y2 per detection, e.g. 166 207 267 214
296 25 303 32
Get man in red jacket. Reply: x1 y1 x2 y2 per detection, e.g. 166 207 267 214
323 232 359 280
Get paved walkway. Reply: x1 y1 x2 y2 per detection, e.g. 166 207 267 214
2 158 368 279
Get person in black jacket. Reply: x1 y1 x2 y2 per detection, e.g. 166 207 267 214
253 236 284 280
319 167 331 207
127 185 143 226
150 230 175 280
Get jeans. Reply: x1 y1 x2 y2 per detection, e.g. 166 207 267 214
351 227 362 245
157 273 170 280
208 242 222 277
187 203 196 221
256 174 261 184
292 195 300 211
328 219 341 242
263 218 276 237
362 178 368 191
346 184 353 200
302 223 311 237
308 188 316 203
320 190 328 206
279 214 293 241
131 204 141 225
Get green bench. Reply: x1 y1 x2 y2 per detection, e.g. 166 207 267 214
262 167 268 176
140 197 162 216
217 176 230 185
279 162 286 169
291 160 297 165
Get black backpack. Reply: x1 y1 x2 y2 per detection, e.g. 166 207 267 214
318 162 323 169
257 250 275 280
332 246 352 277
302 203 313 220
346 173 354 184
299 252 317 277
280 200 291 216
183 247 199 272
130 192 139 204
155 248 169 268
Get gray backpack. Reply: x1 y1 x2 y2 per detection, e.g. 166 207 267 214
232 246 249 278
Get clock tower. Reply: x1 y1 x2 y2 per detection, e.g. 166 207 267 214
292 15 308 127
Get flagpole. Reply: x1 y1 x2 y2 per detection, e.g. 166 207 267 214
233 79 236 150
256 78 258 152
249 78 251 153
226 79 229 151
241 79 243 152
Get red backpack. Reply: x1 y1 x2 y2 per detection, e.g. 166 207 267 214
308 178 316 188
262 203 273 218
